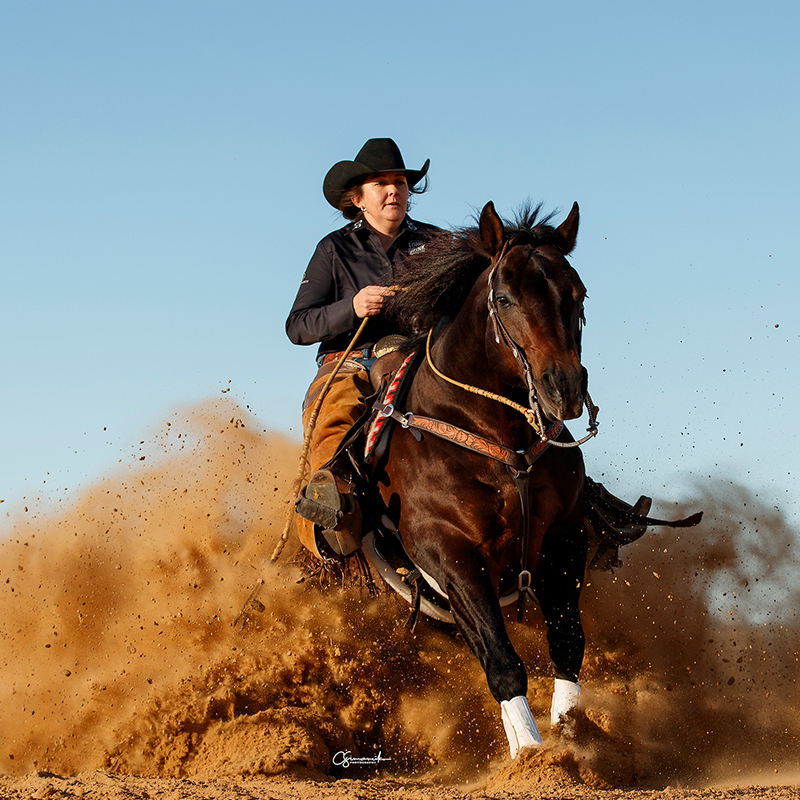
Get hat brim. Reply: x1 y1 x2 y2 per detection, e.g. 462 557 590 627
323 158 430 209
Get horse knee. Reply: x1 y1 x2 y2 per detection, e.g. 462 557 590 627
445 571 529 703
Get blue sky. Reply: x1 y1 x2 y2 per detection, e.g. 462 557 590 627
1 0 798 523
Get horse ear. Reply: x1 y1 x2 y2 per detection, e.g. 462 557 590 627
555 202 580 254
479 201 504 257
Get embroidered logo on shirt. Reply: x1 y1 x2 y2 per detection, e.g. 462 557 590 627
353 219 363 230
408 240 425 255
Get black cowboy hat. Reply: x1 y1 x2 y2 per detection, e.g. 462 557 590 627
323 138 430 209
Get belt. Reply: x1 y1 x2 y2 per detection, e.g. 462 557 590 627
317 347 374 367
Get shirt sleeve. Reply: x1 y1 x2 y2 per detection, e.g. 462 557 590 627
285 238 360 346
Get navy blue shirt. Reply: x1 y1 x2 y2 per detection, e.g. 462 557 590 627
286 216 438 359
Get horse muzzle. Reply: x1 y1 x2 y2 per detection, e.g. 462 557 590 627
537 365 588 421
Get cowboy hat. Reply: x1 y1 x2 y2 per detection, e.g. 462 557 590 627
323 138 430 209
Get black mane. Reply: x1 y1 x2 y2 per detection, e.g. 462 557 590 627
386 204 565 334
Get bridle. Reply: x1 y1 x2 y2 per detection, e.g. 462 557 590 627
427 239 599 448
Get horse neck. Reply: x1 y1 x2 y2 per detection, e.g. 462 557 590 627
443 296 490 375
422 279 531 434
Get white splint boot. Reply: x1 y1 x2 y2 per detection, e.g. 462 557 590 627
550 678 582 734
500 695 543 758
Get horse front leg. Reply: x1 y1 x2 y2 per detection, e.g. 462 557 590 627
416 537 543 757
534 521 588 733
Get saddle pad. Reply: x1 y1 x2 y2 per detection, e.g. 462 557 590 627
364 350 417 463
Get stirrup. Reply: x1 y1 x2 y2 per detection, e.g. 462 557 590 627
295 469 346 530
593 481 652 518
620 494 652 537
587 479 652 533
607 494 652 538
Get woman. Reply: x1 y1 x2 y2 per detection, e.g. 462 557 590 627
286 138 439 560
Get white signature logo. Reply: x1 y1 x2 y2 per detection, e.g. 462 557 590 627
332 750 392 768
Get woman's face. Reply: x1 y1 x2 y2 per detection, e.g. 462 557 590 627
352 171 409 234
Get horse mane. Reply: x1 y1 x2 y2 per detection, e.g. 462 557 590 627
386 203 564 334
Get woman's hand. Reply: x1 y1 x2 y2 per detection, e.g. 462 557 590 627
352 285 395 318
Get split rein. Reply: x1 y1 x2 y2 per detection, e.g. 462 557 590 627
424 242 599 448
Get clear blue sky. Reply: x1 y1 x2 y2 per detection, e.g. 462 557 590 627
1 0 798 522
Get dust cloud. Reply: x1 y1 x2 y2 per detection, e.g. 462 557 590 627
1 398 798 790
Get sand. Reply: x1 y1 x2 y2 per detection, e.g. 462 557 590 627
1 398 798 799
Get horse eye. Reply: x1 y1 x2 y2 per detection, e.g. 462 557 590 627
496 294 511 308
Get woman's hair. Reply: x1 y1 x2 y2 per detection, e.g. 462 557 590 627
338 186 364 220
337 175 429 220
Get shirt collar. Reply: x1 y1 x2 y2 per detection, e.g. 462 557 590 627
347 215 415 237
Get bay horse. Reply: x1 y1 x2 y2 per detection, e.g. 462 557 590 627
373 200 592 757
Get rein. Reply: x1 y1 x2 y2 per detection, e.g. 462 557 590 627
424 329 543 435
233 316 370 629
424 244 600 448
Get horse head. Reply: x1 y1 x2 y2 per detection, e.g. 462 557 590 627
479 201 587 422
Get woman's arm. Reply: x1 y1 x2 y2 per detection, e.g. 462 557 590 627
285 239 359 346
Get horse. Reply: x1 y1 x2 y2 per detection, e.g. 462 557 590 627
367 200 594 758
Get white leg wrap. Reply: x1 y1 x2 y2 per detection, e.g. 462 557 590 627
500 695 543 758
550 678 582 729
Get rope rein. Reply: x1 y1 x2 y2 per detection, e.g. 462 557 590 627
425 244 600 448
425 329 543 435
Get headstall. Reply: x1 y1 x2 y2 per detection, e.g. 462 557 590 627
427 241 600 447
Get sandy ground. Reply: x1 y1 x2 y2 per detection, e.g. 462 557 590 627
1 399 798 799
0 769 798 800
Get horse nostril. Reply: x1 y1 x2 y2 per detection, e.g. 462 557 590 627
541 370 558 395
541 366 586 410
